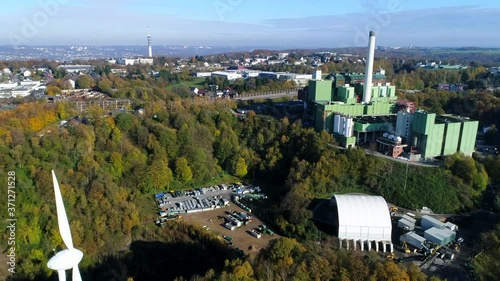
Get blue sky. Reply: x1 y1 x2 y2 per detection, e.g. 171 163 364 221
1 0 499 47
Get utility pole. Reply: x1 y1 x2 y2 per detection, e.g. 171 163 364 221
403 162 409 191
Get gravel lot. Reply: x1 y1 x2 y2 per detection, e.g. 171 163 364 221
182 204 278 254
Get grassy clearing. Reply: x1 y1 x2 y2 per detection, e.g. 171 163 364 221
133 192 159 225
166 77 206 91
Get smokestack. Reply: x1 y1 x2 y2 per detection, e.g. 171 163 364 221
148 27 153 58
363 31 376 103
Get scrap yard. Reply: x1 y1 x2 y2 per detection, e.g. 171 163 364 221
154 183 277 254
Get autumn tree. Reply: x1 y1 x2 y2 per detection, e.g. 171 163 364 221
174 157 193 183
369 262 410 281
231 157 247 178
115 112 135 133
472 223 500 281
46 85 61 96
76 75 94 89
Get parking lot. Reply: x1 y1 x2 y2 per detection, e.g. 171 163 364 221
155 184 262 216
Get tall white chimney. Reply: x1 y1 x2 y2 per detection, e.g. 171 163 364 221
363 31 376 103
148 27 153 58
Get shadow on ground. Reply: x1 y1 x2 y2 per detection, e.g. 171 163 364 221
7 238 236 281
310 198 337 235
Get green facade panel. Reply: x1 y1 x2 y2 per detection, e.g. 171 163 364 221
324 103 365 116
336 86 357 104
363 102 394 115
423 124 445 158
387 85 397 99
375 103 394 115
314 104 326 131
359 85 397 102
333 134 357 148
412 112 436 135
345 136 356 146
308 80 332 102
442 122 461 155
459 121 479 155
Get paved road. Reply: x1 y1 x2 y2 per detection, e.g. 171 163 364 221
363 149 442 167
327 144 441 167
235 91 298 101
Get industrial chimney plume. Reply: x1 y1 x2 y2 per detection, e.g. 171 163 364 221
363 31 376 103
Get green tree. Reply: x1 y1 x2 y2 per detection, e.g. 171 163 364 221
484 155 500 183
109 152 123 179
142 157 173 193
232 157 248 178
171 84 191 98
174 157 193 183
370 262 410 281
76 75 94 89
472 224 500 281
98 77 113 93
46 85 61 96
115 112 134 133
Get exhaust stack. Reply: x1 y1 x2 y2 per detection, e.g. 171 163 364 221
363 31 376 103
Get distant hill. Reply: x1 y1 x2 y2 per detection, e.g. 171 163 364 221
0 45 292 61
1 45 499 65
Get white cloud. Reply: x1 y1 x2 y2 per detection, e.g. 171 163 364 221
0 4 499 47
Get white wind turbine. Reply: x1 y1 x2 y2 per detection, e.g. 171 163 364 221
47 170 84 281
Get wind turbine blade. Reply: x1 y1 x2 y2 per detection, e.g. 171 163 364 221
52 170 74 249
73 266 82 281
57 270 66 281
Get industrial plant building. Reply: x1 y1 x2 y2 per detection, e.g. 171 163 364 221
307 31 478 160
399 215 459 250
331 194 393 252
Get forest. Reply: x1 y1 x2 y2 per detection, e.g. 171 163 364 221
0 57 499 280
0 96 496 280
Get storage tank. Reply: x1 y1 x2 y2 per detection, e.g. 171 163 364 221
333 114 341 134
421 215 445 230
424 227 456 246
400 232 426 249
344 117 354 137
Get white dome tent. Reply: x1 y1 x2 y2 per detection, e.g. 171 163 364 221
332 194 393 252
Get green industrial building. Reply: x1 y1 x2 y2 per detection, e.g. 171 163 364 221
309 72 398 133
307 30 479 160
308 80 333 101
410 111 478 158
308 74 479 159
